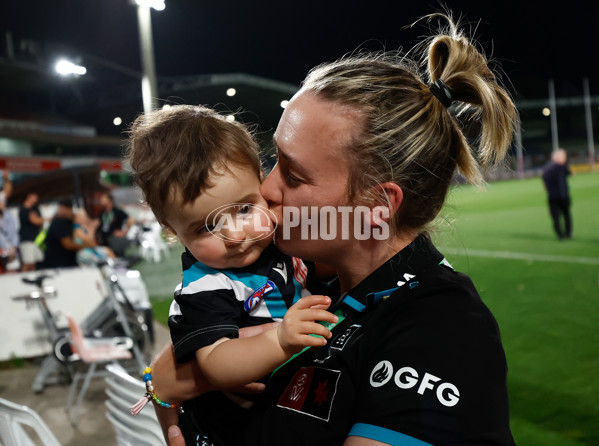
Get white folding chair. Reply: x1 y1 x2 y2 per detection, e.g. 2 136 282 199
64 314 133 426
0 397 61 446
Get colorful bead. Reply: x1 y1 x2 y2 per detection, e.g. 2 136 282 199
136 365 178 411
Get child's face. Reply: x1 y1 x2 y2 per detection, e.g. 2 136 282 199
165 164 274 269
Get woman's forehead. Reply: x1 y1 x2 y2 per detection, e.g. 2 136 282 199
275 91 359 165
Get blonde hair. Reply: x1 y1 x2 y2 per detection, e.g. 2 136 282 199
301 15 518 232
126 105 261 226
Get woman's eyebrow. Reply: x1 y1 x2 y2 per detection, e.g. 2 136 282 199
272 137 309 175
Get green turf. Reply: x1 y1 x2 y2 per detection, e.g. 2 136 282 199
432 172 599 445
137 172 599 445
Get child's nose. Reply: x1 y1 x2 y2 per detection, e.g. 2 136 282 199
222 226 246 245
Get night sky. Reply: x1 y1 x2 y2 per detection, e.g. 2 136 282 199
3 0 599 100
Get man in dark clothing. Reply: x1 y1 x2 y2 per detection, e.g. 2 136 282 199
98 193 134 257
18 193 45 271
43 199 89 268
542 149 572 240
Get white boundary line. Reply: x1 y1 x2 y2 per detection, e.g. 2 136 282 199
440 247 599 265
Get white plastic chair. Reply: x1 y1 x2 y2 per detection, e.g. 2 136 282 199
64 314 133 425
105 412 163 446
139 222 169 263
104 363 147 403
104 363 164 445
0 397 61 446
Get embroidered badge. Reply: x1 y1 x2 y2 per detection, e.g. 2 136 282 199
244 280 275 312
277 367 341 421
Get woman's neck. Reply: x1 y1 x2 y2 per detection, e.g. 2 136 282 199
334 230 418 295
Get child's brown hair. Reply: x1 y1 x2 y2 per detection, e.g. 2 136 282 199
126 105 261 226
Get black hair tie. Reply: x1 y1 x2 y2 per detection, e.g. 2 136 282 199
429 79 454 108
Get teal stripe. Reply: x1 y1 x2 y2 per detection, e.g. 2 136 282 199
183 261 269 289
348 423 431 446
343 295 366 312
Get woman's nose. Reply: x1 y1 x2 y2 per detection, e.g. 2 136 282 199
260 163 282 207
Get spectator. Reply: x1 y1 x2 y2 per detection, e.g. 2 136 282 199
542 148 572 240
18 192 45 271
0 169 13 205
97 192 134 257
0 198 19 273
73 209 115 265
43 199 93 269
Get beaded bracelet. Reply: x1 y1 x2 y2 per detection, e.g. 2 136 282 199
130 366 182 416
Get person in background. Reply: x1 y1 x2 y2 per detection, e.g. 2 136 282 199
0 170 13 205
73 209 116 266
18 192 46 271
42 199 94 269
0 197 19 273
97 192 135 257
542 148 573 240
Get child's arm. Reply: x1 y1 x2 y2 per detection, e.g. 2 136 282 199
196 295 337 389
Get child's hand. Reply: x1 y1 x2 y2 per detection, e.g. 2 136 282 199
277 295 338 356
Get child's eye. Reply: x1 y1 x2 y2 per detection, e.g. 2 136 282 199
198 224 215 233
238 204 252 215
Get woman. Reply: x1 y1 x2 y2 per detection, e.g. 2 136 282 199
153 15 517 445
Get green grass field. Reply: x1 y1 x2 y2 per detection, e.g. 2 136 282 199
140 172 599 445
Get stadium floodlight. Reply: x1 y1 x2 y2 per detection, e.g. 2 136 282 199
55 59 87 76
134 0 165 11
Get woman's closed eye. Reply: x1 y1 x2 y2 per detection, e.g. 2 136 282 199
282 169 303 187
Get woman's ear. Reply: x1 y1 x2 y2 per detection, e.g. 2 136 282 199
366 182 402 225
379 181 403 217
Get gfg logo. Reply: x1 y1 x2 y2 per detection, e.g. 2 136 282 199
369 361 460 407
205 203 277 242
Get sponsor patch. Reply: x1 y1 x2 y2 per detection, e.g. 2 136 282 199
277 367 341 421
369 360 393 387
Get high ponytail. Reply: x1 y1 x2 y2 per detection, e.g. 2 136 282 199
302 14 518 233
425 20 518 183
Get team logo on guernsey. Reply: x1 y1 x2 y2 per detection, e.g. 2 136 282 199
244 280 275 312
277 366 341 421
